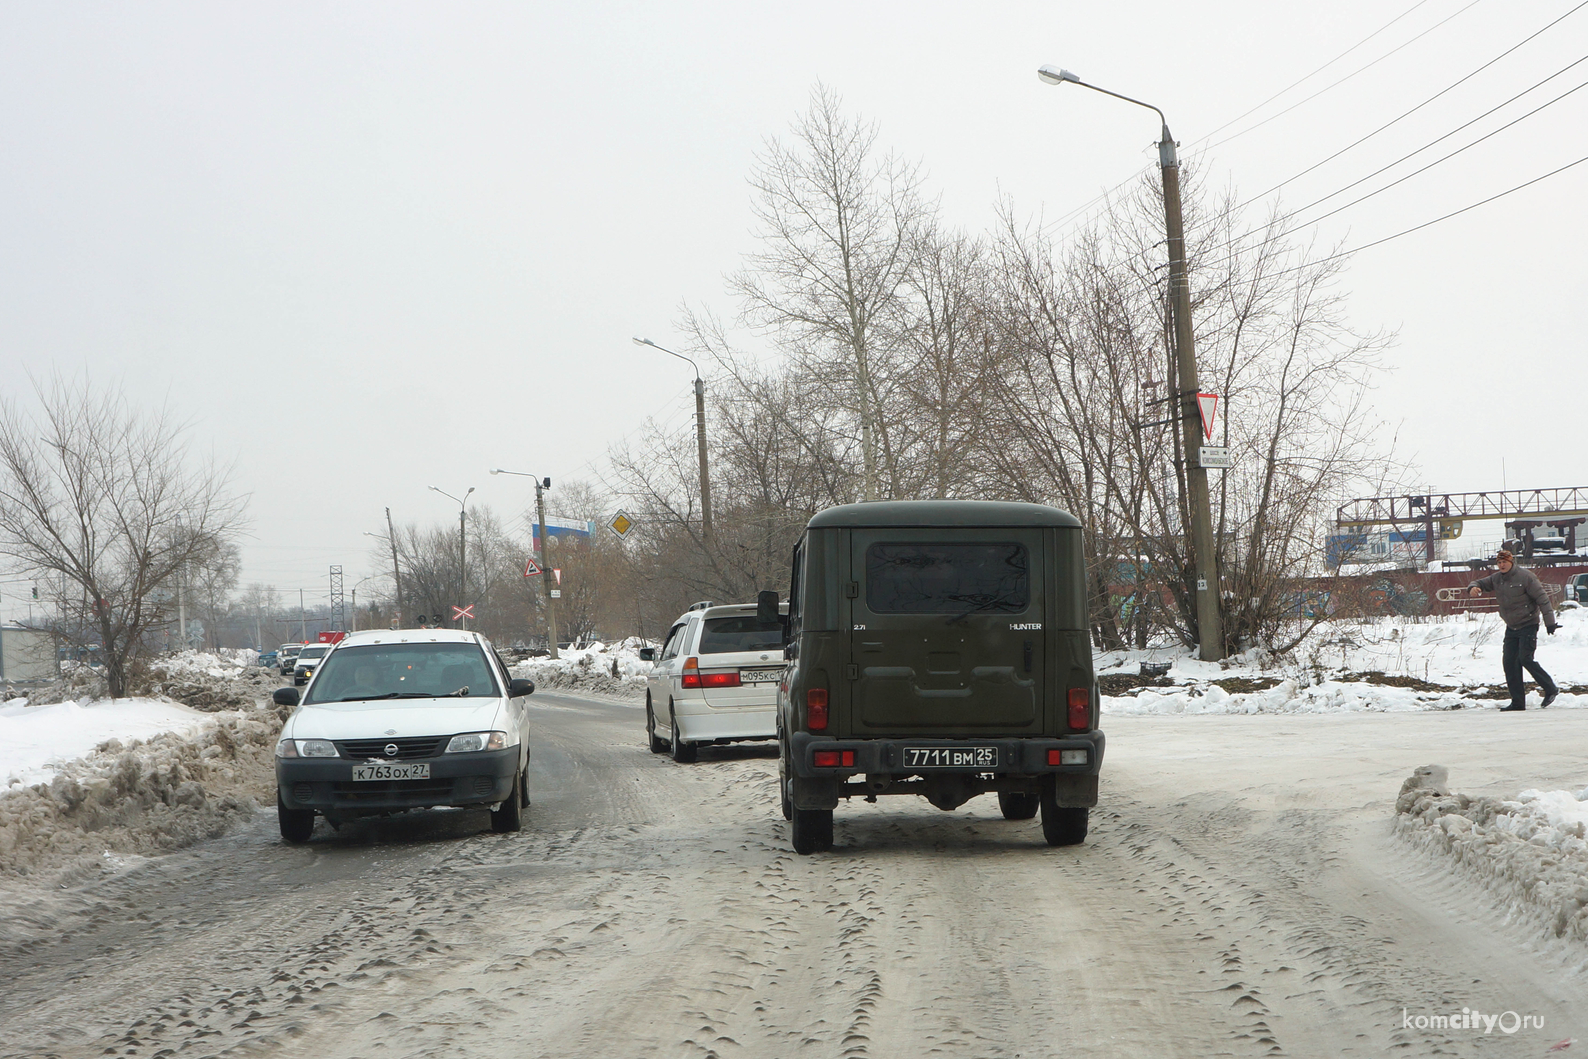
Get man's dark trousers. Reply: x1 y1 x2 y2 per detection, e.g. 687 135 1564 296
1502 622 1556 708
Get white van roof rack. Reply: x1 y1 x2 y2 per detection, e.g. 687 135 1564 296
686 600 715 612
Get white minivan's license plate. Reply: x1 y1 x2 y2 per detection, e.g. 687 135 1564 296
352 763 431 781
904 746 997 768
741 667 784 684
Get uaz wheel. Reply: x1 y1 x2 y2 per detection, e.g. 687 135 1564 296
790 805 833 854
1040 779 1088 846
998 791 1040 820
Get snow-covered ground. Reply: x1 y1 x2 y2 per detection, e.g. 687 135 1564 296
4 620 1586 959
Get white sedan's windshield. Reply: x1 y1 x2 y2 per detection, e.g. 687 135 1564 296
303 643 501 704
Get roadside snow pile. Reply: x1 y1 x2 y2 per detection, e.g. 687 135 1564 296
0 650 286 892
145 649 280 712
0 707 282 886
1098 610 1586 716
2 698 211 789
1395 765 1588 945
512 640 650 700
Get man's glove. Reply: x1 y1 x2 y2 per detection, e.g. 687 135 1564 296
1547 624 1559 635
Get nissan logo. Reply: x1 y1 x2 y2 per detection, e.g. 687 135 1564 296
384 743 399 757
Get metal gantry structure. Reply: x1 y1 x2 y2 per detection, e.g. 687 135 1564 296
1335 487 1588 563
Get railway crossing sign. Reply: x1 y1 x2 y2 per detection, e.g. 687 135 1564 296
523 557 542 577
452 604 475 621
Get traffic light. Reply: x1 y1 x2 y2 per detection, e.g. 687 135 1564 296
31 585 38 600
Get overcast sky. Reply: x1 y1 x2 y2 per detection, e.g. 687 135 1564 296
1 1 1583 621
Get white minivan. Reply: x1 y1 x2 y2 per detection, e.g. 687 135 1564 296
640 601 786 763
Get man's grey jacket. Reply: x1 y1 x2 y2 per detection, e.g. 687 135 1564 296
1469 566 1557 630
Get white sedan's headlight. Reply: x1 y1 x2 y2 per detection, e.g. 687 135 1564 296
445 731 508 753
296 739 338 757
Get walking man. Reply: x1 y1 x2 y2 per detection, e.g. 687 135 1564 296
1468 549 1560 711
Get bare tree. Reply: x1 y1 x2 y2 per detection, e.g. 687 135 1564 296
0 377 246 696
732 84 928 500
188 539 241 650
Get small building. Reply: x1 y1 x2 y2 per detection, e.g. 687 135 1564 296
1 626 59 683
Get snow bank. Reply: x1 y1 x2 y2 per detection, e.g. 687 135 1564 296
2 698 211 789
1395 766 1588 945
0 708 282 888
1099 608 1586 716
512 639 651 701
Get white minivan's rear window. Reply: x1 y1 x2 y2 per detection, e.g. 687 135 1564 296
699 616 785 654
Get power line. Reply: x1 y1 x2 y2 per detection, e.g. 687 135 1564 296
1226 0 1588 212
1038 0 1481 244
1200 0 1487 154
1198 61 1588 270
1197 0 1438 145
1268 151 1588 278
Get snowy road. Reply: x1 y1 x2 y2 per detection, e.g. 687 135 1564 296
2 691 1584 1058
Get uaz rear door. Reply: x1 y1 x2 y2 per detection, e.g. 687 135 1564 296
847 528 1045 734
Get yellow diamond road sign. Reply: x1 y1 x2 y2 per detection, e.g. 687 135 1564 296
609 510 634 538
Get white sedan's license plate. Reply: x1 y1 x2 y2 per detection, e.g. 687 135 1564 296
352 763 431 781
740 666 784 684
904 746 998 768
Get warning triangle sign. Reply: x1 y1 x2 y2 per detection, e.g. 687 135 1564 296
1196 392 1219 441
523 557 542 578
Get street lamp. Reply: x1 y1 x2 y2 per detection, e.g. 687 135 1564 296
632 337 712 542
350 573 391 632
1037 63 1224 661
363 519 405 627
489 468 560 660
428 485 474 629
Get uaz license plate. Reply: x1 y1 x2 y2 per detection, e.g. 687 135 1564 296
903 746 997 768
352 763 431 781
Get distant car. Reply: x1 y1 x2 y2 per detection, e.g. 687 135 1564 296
258 650 279 669
640 600 787 763
279 643 304 676
272 628 535 842
292 642 335 686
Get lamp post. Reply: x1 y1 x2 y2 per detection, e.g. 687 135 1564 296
1037 64 1224 661
489 468 560 659
350 574 390 632
428 485 474 629
363 519 405 627
632 337 712 542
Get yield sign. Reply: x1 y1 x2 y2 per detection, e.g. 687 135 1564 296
1196 392 1220 441
523 557 542 577
452 604 475 621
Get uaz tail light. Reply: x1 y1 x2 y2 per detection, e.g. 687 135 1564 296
807 688 829 731
1067 687 1090 730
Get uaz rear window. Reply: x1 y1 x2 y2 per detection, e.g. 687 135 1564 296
865 543 1029 614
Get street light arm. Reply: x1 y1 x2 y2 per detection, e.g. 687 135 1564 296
632 336 701 380
1036 65 1172 151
